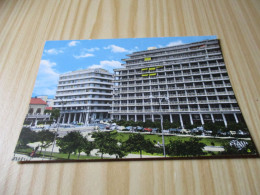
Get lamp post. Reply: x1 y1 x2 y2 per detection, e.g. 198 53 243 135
50 98 66 159
150 95 169 157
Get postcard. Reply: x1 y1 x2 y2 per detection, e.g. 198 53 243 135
13 36 259 162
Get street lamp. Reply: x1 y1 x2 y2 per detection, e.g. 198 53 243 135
50 98 66 159
150 94 169 157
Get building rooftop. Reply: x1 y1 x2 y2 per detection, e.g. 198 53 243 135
30 98 47 105
126 39 218 57
60 68 112 77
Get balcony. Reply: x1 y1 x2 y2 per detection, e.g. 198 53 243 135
111 107 240 113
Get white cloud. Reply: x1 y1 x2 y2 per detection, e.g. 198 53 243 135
88 60 122 69
68 41 80 47
85 47 100 52
73 52 94 59
103 45 139 53
44 48 64 55
167 40 184 47
33 60 59 96
104 45 129 53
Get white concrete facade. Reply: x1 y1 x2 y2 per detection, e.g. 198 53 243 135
111 39 242 127
53 68 113 124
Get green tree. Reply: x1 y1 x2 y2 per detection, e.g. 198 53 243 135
125 133 155 158
166 138 206 157
185 138 206 157
92 131 119 159
163 120 171 130
57 131 84 159
16 127 38 149
204 121 226 135
82 138 95 157
44 109 60 122
37 130 55 154
170 122 181 129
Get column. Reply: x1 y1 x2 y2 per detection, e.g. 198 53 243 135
179 114 184 129
189 114 193 125
152 114 154 122
62 114 65 124
67 113 71 124
222 114 227 127
200 114 204 125
170 114 173 123
119 115 121 120
111 114 114 120
143 114 145 122
79 113 82 123
127 115 129 121
211 114 215 123
85 113 89 125
234 113 239 123
73 113 76 123
135 115 137 122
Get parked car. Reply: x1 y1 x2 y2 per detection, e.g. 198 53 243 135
237 130 248 136
136 126 143 131
144 127 152 132
229 131 237 136
125 126 133 131
162 130 170 134
204 130 213 135
169 128 182 133
151 128 159 133
110 125 118 130
180 129 191 134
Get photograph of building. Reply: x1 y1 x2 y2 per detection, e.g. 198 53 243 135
13 36 258 162
111 39 241 128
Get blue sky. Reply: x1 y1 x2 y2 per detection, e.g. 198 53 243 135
33 35 217 98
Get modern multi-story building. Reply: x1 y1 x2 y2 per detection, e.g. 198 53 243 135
53 68 113 124
111 39 243 128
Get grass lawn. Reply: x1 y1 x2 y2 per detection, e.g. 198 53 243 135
113 132 231 146
15 148 106 160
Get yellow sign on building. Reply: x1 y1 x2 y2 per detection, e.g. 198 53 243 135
144 57 151 61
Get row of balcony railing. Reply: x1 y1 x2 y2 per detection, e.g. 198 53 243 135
113 92 234 100
117 62 225 76
124 56 223 69
61 109 111 113
125 51 222 66
115 84 232 93
118 69 227 79
115 81 230 88
124 45 219 61
56 86 112 92
58 80 113 87
118 71 227 82
26 114 51 118
111 107 240 113
56 91 113 96
112 99 237 106
59 75 113 82
116 76 230 83
126 44 219 59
